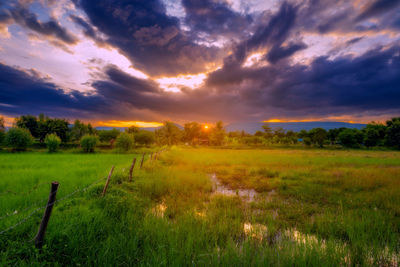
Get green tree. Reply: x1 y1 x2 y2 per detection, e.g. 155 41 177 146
155 122 182 145
262 123 273 138
338 128 364 148
98 129 120 143
362 123 386 147
0 116 5 145
184 122 201 145
5 128 33 151
125 126 140 134
45 133 61 153
15 115 38 138
385 118 400 149
209 121 226 146
45 118 69 142
71 120 89 141
115 132 134 152
134 130 155 146
309 128 327 147
80 135 98 153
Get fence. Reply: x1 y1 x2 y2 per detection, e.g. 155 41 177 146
0 149 166 248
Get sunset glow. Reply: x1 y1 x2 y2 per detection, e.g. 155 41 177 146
97 120 163 128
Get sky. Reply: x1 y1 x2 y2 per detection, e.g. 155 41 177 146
0 0 400 127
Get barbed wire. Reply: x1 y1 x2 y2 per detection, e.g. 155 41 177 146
0 181 49 196
0 189 57 221
0 176 107 235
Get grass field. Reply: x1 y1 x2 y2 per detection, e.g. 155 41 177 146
0 148 399 266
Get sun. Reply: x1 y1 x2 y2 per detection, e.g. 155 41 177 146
203 125 209 130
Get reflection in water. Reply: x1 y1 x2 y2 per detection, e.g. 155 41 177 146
151 202 167 217
209 173 257 202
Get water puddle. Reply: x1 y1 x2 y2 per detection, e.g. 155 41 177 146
243 222 268 240
210 173 257 202
151 202 167 217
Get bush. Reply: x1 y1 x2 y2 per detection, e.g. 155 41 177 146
134 130 155 146
45 133 61 152
5 128 33 151
80 135 98 153
115 132 134 152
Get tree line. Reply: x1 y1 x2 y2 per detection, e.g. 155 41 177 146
0 115 399 152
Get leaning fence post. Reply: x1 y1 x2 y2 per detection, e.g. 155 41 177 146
34 181 59 249
129 158 136 182
102 166 115 197
140 153 145 169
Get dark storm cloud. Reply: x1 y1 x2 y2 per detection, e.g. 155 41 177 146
73 0 220 76
10 6 78 44
206 44 400 117
0 63 105 117
356 0 400 22
182 0 252 39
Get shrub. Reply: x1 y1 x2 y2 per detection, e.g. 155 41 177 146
45 133 61 152
115 132 134 152
80 135 98 153
5 128 33 151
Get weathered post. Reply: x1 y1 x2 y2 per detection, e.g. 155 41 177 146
140 153 145 169
34 182 59 249
102 165 115 197
150 153 153 161
129 158 136 182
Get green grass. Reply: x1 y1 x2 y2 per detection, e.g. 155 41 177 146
0 148 399 266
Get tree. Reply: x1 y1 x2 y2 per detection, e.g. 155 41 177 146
15 115 38 138
98 129 120 143
45 133 61 153
209 121 226 146
125 126 139 134
80 135 98 153
115 132 134 152
45 118 69 142
184 122 201 145
155 122 182 145
5 128 33 151
254 130 264 137
0 116 5 145
309 128 327 147
338 128 364 148
71 120 89 141
262 123 273 138
135 130 155 146
385 118 400 149
273 127 285 138
362 123 386 147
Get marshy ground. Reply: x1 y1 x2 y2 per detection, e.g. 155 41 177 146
0 148 399 266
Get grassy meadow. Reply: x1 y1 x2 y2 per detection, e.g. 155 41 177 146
0 148 399 266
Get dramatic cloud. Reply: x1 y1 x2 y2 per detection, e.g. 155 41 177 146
0 0 399 123
73 0 221 76
9 5 78 44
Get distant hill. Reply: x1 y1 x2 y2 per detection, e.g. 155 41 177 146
225 122 366 134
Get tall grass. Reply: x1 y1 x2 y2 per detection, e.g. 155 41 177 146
0 147 399 266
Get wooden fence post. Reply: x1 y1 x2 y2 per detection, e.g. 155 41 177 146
140 153 145 169
34 181 59 249
129 158 136 182
102 166 114 197
150 153 153 161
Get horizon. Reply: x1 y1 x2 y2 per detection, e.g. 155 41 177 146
1 0 400 124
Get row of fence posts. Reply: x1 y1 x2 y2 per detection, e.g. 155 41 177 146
33 149 165 249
